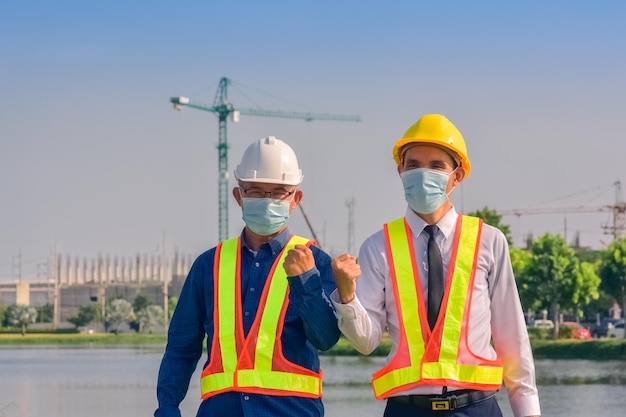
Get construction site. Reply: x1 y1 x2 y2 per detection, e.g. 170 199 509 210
2 77 624 328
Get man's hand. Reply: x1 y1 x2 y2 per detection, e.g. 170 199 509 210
331 253 360 304
283 244 315 277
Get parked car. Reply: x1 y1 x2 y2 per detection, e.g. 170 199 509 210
590 317 620 338
532 319 554 329
561 321 592 340
607 320 625 339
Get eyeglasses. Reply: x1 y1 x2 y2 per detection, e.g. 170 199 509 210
239 187 295 200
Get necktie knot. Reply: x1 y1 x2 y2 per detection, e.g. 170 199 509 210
424 225 439 237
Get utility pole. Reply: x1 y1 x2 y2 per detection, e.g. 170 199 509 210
603 180 626 240
52 244 61 328
346 197 356 255
161 233 169 330
12 249 22 282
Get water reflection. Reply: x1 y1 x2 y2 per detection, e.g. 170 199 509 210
0 347 624 417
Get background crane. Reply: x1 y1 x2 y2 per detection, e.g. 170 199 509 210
170 77 361 243
497 180 626 242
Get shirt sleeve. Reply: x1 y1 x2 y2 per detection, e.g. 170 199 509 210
287 245 341 351
486 227 541 417
155 254 209 417
331 231 387 355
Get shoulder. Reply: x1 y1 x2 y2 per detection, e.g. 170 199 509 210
188 246 218 273
477 222 510 256
359 228 387 257
478 222 507 242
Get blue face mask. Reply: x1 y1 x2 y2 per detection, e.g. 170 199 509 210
241 197 291 236
400 168 455 214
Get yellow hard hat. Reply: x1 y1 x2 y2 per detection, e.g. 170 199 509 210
392 114 471 177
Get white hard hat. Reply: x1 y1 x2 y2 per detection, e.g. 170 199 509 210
234 136 303 185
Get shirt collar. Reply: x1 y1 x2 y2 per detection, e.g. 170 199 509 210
404 206 458 241
240 227 291 256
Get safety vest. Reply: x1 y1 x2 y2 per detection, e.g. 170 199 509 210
200 235 322 400
371 215 503 399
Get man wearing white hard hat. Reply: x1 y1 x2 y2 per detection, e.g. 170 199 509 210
155 136 340 417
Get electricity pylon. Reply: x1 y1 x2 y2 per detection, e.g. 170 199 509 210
171 77 361 242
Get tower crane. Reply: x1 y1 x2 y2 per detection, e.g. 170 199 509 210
497 180 626 241
171 77 361 242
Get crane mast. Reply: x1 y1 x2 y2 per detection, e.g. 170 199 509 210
171 77 361 242
214 78 232 242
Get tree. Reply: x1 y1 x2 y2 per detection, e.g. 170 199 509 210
466 206 513 246
7 304 38 336
599 237 626 338
575 262 602 317
517 233 600 338
105 299 135 335
130 293 153 332
132 293 151 313
35 303 54 323
510 247 532 276
67 304 101 329
136 305 165 333
168 296 178 321
0 302 7 328
511 247 537 322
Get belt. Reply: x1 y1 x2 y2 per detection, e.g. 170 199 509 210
388 389 498 411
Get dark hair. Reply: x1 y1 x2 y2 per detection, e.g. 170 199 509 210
400 143 460 168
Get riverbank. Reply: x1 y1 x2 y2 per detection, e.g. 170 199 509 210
1 333 626 360
324 335 626 360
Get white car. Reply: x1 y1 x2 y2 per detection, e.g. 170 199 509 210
532 319 554 329
607 320 624 338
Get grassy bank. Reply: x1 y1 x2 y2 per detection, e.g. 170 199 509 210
0 332 167 346
323 337 626 360
2 333 626 360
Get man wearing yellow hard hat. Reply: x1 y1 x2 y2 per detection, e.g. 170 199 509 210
331 115 541 417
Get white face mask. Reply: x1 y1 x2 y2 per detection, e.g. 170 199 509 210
400 168 455 214
241 198 291 236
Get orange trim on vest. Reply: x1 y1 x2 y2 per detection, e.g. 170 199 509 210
371 215 503 399
200 235 323 400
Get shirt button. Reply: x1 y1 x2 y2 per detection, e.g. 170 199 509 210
250 287 255 292
244 395 250 400
255 262 260 267
244 311 249 317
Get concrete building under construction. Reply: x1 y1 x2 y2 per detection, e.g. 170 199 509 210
0 249 194 327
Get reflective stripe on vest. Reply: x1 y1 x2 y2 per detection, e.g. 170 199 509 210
372 215 503 399
201 235 322 399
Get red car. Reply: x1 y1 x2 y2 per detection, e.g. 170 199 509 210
562 321 592 340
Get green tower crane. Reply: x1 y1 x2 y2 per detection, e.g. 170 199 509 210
170 77 361 242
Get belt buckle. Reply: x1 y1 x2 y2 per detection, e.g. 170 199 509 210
430 396 456 411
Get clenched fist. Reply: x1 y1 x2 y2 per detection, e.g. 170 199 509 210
283 244 315 277
331 253 360 304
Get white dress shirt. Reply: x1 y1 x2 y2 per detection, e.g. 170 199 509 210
332 206 541 417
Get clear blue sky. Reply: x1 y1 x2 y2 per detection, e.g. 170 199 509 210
2 1 625 280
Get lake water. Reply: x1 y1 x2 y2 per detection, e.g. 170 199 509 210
1 346 625 417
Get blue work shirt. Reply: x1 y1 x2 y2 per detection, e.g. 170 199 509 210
155 228 341 417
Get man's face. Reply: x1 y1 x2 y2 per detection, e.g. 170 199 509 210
398 144 465 191
233 181 302 214
238 182 297 201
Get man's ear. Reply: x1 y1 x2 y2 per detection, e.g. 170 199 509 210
233 187 243 208
453 167 466 185
289 189 303 213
